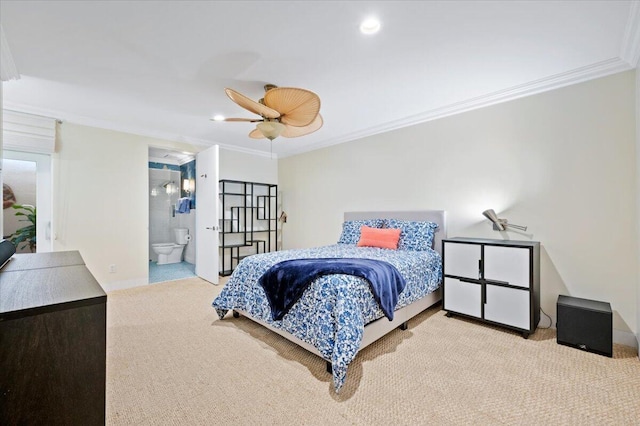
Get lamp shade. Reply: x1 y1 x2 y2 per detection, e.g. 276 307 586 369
482 209 505 231
256 121 285 140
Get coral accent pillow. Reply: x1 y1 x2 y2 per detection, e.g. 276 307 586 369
357 226 401 250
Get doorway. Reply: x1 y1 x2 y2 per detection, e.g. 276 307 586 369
2 150 52 253
148 147 197 283
146 146 220 284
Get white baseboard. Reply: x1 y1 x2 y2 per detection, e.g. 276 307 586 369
547 325 638 351
613 329 638 350
101 277 148 292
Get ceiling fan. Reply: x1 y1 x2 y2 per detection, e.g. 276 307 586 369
215 84 323 141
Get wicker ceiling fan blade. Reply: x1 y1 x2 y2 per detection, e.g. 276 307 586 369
225 88 281 119
227 118 262 122
249 128 266 139
212 117 263 122
281 114 323 138
263 87 320 127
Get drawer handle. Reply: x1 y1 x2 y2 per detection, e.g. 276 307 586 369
485 279 510 286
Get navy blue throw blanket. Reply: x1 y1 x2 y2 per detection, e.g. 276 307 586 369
258 258 406 321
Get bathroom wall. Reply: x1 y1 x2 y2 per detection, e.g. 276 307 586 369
175 206 195 264
180 159 196 208
148 157 197 265
148 166 181 262
177 159 196 263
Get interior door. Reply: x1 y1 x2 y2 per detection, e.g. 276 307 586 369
195 145 219 284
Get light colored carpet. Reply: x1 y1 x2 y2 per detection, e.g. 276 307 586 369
106 278 640 425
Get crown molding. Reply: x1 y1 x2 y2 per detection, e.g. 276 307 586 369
2 101 275 159
4 55 631 161
214 141 277 159
0 25 20 81
279 57 633 158
621 1 640 67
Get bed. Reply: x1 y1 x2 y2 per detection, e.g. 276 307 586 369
212 210 446 391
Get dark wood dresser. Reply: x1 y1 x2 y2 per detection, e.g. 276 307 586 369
0 251 106 425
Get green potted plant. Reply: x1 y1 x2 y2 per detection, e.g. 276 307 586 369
9 204 36 253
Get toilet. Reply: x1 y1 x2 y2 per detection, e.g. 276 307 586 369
152 228 191 265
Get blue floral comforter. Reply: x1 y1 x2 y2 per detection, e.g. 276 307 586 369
212 244 442 392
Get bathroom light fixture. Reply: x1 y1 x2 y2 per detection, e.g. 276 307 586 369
183 179 190 193
482 209 527 231
161 180 176 194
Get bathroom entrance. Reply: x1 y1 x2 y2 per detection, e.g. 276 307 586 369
148 147 196 283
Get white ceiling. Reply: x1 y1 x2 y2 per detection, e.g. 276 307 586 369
1 1 638 158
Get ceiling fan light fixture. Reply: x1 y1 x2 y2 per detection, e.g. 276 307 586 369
212 114 225 121
256 121 286 140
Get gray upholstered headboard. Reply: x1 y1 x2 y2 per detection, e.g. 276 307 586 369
343 211 447 256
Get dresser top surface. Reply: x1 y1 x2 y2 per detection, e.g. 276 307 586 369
1 251 85 272
0 251 105 319
443 237 539 247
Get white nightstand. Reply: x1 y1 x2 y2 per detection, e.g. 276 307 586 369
442 237 540 338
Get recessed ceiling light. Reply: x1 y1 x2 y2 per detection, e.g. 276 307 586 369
360 17 381 35
212 114 225 121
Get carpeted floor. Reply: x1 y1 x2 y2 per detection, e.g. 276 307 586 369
106 278 640 425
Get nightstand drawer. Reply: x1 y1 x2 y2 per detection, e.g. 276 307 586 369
484 284 530 329
484 245 530 288
444 277 481 318
443 242 481 279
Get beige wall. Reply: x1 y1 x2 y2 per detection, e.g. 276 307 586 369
218 147 280 257
636 68 639 353
53 123 202 291
279 71 638 345
219 148 278 184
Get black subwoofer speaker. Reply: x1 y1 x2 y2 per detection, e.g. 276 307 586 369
556 295 612 357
